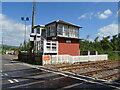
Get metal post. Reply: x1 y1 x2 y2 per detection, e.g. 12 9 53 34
30 0 36 53
24 21 26 50
25 21 26 43
21 17 29 51
2 36 4 54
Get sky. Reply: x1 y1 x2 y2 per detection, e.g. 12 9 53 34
1 2 119 46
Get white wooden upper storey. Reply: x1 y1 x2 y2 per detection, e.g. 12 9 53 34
33 20 82 39
45 20 82 39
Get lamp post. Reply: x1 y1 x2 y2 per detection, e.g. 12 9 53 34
21 17 29 50
2 36 4 54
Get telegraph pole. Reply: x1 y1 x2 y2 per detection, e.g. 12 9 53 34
31 0 36 33
30 0 36 53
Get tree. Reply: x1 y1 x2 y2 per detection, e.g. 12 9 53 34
18 43 24 51
94 36 99 42
26 41 31 52
111 35 118 51
80 34 119 59
100 36 113 51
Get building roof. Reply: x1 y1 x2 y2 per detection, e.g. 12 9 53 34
45 20 82 28
34 25 45 28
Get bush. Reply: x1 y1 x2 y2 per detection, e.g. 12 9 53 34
108 51 120 60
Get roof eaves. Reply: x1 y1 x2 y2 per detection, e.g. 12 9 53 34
45 20 82 28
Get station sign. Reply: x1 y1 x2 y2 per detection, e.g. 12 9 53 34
43 55 51 61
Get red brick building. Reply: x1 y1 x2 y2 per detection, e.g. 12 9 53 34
32 20 82 56
58 38 80 56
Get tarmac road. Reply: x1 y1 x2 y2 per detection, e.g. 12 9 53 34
1 54 120 89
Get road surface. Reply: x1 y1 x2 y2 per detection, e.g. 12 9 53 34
1 54 120 89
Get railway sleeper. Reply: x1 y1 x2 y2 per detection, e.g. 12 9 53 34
62 61 120 71
80 66 120 76
55 60 119 69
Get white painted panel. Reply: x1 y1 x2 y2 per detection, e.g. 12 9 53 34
44 54 108 65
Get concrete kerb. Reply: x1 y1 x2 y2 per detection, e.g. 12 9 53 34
18 61 120 89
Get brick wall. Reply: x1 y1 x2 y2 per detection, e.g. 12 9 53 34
58 38 80 56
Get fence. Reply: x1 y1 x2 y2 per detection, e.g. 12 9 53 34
43 54 108 65
18 52 43 65
18 52 108 65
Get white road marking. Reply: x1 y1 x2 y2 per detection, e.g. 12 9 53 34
4 64 13 66
9 76 64 88
1 74 3 76
53 76 65 80
0 73 8 76
18 62 120 89
13 79 19 82
39 68 120 89
8 80 14 83
4 73 8 76
60 83 84 89
9 80 45 88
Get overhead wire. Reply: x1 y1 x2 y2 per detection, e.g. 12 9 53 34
23 2 33 17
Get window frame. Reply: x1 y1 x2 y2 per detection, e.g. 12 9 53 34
50 24 56 37
66 40 72 43
57 24 63 36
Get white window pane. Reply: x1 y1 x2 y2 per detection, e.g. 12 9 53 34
58 24 63 35
64 25 69 36
50 24 56 36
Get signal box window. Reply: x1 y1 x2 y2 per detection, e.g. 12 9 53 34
66 40 71 43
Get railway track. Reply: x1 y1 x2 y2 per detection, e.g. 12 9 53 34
50 59 120 81
100 72 120 80
62 61 119 71
80 66 120 76
55 60 118 69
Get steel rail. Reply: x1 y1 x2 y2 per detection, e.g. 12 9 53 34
62 61 119 71
55 60 119 69
100 72 120 79
80 66 120 76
